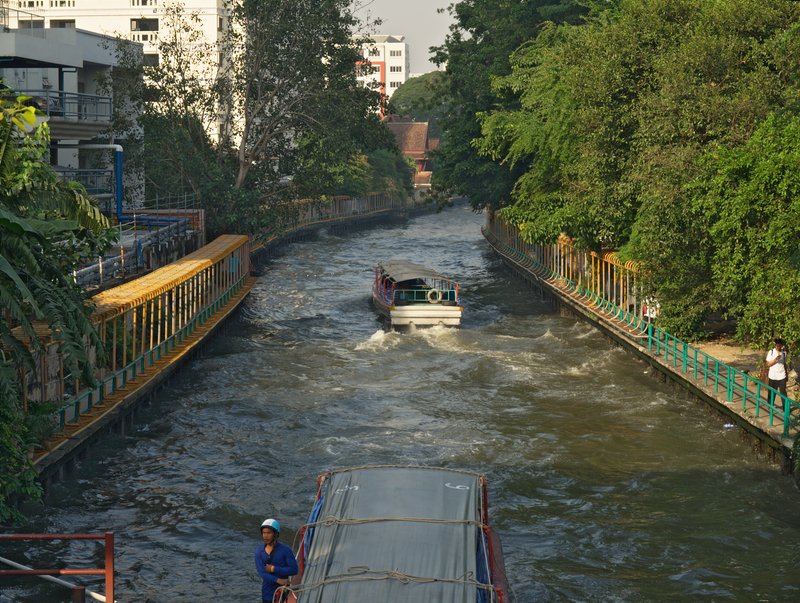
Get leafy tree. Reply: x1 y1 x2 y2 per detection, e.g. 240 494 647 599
387 71 448 138
285 65 395 199
219 0 373 189
1 91 112 523
624 0 800 338
110 1 404 237
685 113 800 346
477 0 800 341
431 0 586 210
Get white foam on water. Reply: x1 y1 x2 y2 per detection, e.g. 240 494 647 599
534 328 560 342
354 328 400 351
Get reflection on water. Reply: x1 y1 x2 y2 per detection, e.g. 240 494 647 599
6 204 800 602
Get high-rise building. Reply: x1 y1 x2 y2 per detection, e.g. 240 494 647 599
1 0 147 209
5 0 227 68
357 35 409 104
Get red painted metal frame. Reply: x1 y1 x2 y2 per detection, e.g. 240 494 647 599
0 532 114 602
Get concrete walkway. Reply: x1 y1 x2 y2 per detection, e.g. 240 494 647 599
694 339 800 399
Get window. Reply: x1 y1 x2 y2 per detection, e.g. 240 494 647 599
131 0 157 5
131 18 159 32
389 81 400 88
389 66 402 73
50 19 76 28
389 50 402 57
19 19 44 29
369 48 380 57
218 17 224 31
143 54 159 67
49 0 76 6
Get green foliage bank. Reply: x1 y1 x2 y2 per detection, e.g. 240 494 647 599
1 92 112 522
440 0 800 345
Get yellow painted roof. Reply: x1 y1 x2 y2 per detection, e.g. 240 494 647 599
91 235 249 321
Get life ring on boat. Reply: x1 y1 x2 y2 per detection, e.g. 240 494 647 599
426 289 442 304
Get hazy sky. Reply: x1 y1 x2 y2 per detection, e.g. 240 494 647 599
353 0 455 74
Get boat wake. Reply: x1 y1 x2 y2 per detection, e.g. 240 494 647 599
355 329 401 351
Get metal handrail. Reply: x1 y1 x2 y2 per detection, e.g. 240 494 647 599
485 217 799 438
52 273 249 434
16 89 112 121
0 532 114 603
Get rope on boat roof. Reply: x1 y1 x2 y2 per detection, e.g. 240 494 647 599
302 514 487 530
277 567 497 596
323 464 484 477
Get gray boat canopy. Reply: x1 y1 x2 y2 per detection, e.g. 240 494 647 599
377 260 453 284
293 465 495 602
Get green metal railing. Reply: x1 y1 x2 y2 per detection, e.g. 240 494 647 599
484 220 798 438
647 325 795 436
395 288 459 304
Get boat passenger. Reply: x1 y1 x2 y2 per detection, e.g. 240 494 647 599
254 518 298 603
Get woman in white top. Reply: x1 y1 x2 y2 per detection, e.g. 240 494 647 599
765 337 788 407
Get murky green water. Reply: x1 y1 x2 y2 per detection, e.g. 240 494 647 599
4 204 800 602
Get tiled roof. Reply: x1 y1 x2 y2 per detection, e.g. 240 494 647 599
386 122 429 154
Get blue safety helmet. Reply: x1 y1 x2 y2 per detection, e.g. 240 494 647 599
260 518 280 534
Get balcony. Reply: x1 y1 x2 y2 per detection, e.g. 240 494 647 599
18 89 112 139
55 167 114 197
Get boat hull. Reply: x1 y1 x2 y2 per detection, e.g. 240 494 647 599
373 295 463 327
372 260 464 328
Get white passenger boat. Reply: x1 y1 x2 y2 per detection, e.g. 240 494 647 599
372 260 463 328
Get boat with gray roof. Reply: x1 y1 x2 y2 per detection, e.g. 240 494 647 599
372 260 463 328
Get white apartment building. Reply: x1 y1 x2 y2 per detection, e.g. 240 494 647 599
6 0 226 66
1 1 147 211
357 34 409 104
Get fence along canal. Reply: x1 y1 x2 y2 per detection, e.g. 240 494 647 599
5 203 800 602
483 212 799 462
23 193 414 482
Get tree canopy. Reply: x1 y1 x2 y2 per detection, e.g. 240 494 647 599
387 71 448 138
1 89 112 522
430 0 587 210
465 0 800 342
125 0 410 237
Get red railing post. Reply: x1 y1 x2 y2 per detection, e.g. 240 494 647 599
105 531 115 603
71 584 86 603
0 532 114 601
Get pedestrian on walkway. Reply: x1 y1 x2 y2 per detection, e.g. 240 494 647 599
765 338 788 408
254 518 297 603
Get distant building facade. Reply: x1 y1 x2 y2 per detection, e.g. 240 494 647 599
4 0 227 68
1 2 146 209
384 116 435 199
357 34 409 106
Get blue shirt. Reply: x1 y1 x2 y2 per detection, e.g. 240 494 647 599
254 540 298 602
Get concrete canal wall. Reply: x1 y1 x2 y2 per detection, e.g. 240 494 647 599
482 213 799 482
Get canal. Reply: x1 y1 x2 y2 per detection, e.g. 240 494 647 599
7 203 800 602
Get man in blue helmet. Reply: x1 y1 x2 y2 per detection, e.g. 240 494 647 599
254 518 298 603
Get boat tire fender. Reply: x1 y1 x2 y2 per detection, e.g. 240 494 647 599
427 289 442 304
